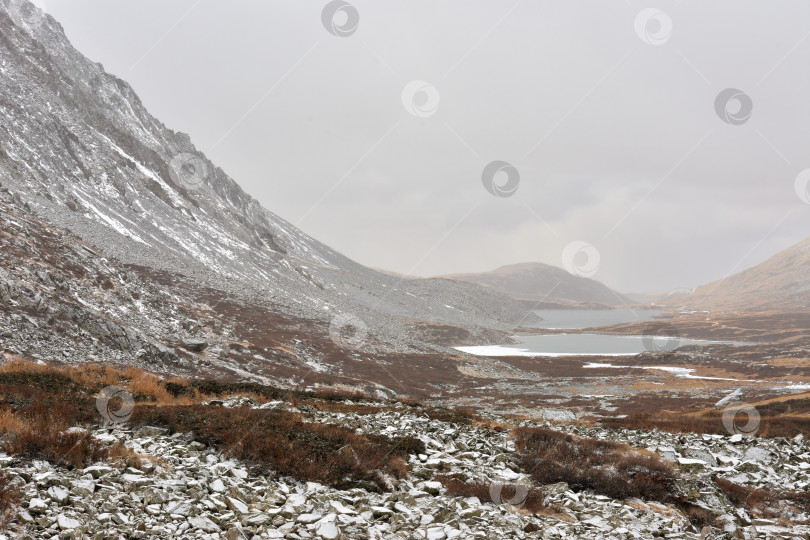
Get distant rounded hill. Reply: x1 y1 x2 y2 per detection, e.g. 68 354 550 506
437 262 631 308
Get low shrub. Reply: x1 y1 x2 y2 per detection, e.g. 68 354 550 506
0 409 141 469
515 427 676 502
421 407 476 426
716 477 810 517
0 360 148 469
128 404 420 490
683 505 718 529
435 474 554 514
163 381 195 398
600 412 810 439
183 379 369 405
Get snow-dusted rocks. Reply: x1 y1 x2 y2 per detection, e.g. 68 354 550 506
45 486 69 504
27 498 47 514
315 520 340 539
1 406 809 538
56 513 81 530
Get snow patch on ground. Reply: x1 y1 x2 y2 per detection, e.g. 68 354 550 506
583 362 758 382
455 345 634 358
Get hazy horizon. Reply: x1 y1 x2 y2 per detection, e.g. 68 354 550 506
39 0 810 293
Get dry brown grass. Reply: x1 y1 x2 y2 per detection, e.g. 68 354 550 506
435 474 557 515
600 410 810 439
515 427 676 502
305 401 389 415
126 370 181 403
683 505 718 529
0 405 142 470
511 426 726 530
0 357 197 406
0 410 26 434
128 404 423 491
0 356 486 416
0 358 151 469
0 358 430 489
716 477 810 518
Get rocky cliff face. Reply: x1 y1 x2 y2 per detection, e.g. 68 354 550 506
0 1 533 368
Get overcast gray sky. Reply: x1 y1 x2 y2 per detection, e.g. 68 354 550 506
41 1 810 293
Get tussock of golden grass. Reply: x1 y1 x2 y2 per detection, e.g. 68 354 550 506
0 357 199 406
0 356 50 375
126 371 180 403
0 409 142 469
0 410 26 434
0 358 153 469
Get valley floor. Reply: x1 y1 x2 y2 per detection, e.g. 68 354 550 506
0 361 809 539
3 405 810 539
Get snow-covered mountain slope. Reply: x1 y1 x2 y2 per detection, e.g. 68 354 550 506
0 3 532 355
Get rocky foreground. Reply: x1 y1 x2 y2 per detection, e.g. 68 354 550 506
1 398 809 539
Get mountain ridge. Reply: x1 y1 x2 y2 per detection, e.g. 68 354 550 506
670 237 810 311
440 261 632 308
0 3 533 362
